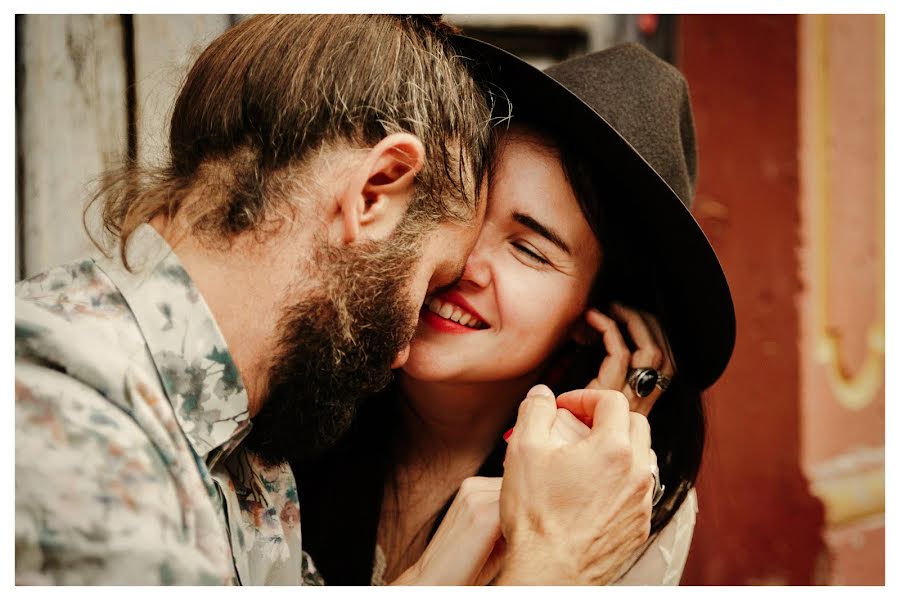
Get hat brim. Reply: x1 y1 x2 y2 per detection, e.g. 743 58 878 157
452 35 736 390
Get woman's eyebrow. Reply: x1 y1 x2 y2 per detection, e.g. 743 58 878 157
512 211 571 255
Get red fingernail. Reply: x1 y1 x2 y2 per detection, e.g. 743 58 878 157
503 427 514 442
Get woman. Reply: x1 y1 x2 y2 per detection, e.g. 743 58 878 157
295 39 735 585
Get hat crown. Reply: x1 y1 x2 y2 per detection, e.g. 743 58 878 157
544 43 697 208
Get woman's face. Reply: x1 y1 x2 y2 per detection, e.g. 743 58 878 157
403 131 602 383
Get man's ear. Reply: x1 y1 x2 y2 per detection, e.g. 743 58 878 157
339 132 425 244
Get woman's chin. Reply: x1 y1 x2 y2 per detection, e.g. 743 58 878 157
399 355 456 382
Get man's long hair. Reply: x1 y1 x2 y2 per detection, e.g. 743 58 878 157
87 15 494 263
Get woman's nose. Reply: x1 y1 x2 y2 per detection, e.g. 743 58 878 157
461 245 492 288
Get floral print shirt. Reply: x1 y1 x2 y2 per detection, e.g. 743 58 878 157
15 224 324 585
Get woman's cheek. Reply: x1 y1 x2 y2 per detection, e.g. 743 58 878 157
499 275 576 369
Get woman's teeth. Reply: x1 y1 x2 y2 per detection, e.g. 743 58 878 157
426 297 485 329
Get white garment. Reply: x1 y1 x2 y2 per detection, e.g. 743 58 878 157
611 488 698 586
371 488 698 586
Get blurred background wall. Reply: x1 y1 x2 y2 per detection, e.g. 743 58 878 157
14 14 885 585
676 14 884 585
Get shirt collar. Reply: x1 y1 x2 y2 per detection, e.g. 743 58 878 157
96 224 251 462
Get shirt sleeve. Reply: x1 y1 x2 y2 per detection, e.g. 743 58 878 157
15 359 229 585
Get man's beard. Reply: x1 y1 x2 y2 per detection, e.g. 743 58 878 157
243 223 423 465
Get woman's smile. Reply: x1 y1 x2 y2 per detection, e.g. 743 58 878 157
421 290 490 333
404 129 601 383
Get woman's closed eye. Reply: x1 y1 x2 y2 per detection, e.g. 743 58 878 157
512 241 551 266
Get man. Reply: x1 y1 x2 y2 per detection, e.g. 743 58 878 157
16 15 653 584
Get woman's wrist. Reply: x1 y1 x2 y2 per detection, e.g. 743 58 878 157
389 561 424 586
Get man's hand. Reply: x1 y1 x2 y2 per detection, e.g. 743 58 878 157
496 384 654 585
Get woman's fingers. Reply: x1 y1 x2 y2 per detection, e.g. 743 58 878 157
511 384 557 443
610 303 663 370
610 303 671 415
583 308 630 390
458 476 503 493
641 308 676 376
475 536 506 586
561 304 677 422
407 476 504 585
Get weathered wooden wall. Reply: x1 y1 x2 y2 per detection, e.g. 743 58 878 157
15 14 234 279
17 15 127 279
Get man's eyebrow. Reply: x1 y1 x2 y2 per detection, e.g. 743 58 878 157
512 212 571 255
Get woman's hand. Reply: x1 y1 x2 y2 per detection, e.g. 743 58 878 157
391 409 597 586
581 303 675 417
391 476 505 586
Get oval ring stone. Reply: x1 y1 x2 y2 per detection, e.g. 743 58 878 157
633 368 659 397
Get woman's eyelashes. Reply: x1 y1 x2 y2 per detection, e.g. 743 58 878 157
511 241 551 266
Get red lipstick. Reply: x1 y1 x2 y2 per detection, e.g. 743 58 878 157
420 291 489 334
440 291 487 324
420 306 480 333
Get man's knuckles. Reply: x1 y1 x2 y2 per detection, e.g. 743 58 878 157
627 465 654 497
604 390 630 413
597 434 633 469
628 412 651 439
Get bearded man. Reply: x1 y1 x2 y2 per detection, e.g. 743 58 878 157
16 14 654 585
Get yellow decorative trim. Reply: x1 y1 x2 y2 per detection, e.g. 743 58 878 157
810 467 885 526
809 15 885 411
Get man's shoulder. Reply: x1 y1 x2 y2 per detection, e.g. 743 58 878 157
15 259 183 495
15 359 177 503
15 323 181 491
15 323 234 584
17 257 130 319
14 256 240 583
16 357 197 582
16 258 156 397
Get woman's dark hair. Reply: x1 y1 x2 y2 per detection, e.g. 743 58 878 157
293 122 706 585
542 121 706 540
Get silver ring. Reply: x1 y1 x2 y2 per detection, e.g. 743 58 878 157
627 367 660 398
656 373 672 392
650 462 665 506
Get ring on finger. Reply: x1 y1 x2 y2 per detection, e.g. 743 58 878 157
627 367 659 398
656 373 673 392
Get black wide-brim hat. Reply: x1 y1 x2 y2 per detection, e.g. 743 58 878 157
450 35 736 391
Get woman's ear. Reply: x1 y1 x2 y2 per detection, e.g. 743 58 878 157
338 132 425 244
571 313 601 346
